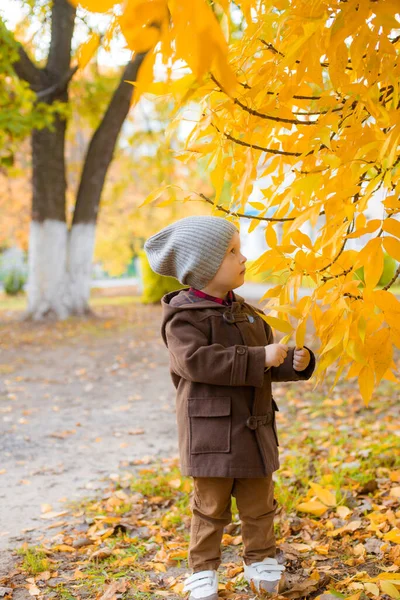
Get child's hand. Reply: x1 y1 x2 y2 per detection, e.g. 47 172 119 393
264 343 288 368
293 346 310 371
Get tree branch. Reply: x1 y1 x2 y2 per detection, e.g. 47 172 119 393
0 18 43 87
211 75 322 125
197 193 295 221
211 122 302 156
36 65 78 100
382 264 400 291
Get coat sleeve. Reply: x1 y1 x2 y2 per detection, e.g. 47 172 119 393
262 318 316 382
165 313 266 388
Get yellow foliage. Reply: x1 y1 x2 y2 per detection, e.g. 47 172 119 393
75 0 400 403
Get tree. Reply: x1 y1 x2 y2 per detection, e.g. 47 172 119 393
1 0 146 319
0 19 60 170
75 0 400 404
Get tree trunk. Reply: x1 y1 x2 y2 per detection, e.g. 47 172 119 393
24 0 74 320
9 0 146 320
66 54 146 316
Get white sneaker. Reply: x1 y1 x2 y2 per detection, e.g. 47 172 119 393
182 569 219 600
243 557 286 594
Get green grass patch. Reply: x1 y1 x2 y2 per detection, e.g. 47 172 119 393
16 546 52 575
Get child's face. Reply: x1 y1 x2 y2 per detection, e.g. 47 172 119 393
210 231 247 290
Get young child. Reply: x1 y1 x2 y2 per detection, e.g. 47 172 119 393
144 215 315 600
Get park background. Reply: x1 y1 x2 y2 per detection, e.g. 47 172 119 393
0 1 400 600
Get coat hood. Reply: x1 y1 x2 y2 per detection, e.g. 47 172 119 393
160 287 247 347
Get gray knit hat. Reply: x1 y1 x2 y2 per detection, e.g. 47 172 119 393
144 215 239 289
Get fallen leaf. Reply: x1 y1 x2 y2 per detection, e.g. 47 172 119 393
380 581 400 599
336 505 351 519
309 482 336 506
40 510 69 520
98 579 129 600
384 529 400 544
291 542 312 553
389 487 400 498
297 500 329 517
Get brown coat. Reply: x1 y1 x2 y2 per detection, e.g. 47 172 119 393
161 288 315 478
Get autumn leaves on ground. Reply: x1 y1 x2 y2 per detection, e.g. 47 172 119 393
0 298 399 600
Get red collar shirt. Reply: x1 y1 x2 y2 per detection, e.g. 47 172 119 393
189 287 234 306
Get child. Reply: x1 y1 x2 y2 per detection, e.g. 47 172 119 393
144 215 315 600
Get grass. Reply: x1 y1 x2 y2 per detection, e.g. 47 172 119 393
10 379 400 599
0 291 144 313
16 546 52 575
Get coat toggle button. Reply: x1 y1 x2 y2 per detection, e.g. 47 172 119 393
236 347 246 354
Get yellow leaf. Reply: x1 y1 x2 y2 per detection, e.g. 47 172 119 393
76 33 101 70
291 229 313 250
128 49 156 104
266 223 278 248
119 22 161 53
380 581 400 599
390 470 400 482
68 0 118 12
258 313 294 334
280 333 292 345
346 219 381 239
384 528 400 544
52 544 76 552
363 238 384 288
337 505 352 519
383 236 400 262
373 573 400 583
295 318 307 349
138 184 179 207
364 583 380 597
296 500 329 517
358 365 374 405
250 201 266 211
309 482 337 507
382 218 400 239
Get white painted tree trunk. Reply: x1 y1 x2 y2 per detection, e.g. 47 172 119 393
67 222 96 315
26 220 96 320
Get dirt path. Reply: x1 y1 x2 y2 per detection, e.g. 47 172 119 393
0 304 179 552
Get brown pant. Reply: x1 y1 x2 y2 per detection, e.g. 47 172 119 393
188 475 277 573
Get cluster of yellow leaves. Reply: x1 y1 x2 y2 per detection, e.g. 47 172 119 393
179 0 399 405
68 0 235 103
72 0 400 403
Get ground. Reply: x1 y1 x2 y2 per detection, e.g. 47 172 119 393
0 291 399 600
0 297 179 551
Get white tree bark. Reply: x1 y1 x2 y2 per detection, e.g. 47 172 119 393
67 222 96 315
26 220 96 320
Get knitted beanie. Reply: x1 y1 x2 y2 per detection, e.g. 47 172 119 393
143 215 239 289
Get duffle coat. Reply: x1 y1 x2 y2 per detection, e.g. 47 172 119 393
161 288 315 478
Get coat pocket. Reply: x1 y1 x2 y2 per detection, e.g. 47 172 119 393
188 397 231 454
